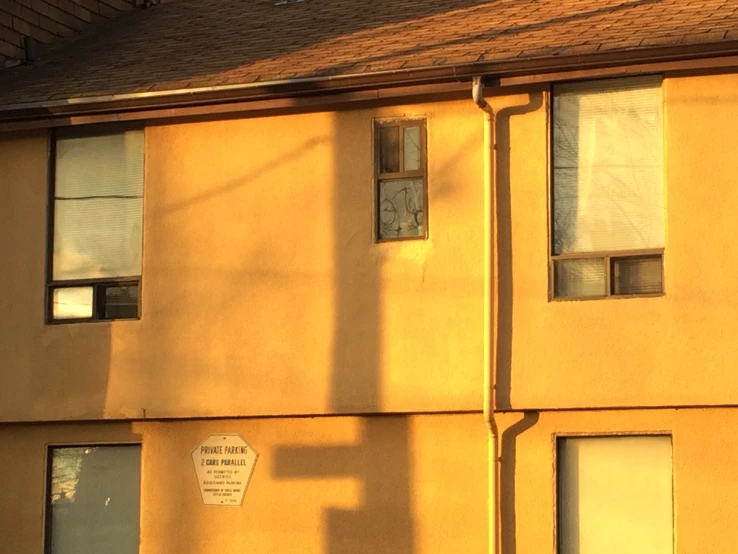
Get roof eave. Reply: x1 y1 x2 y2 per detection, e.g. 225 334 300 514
3 39 738 126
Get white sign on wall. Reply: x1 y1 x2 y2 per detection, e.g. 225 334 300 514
191 434 259 506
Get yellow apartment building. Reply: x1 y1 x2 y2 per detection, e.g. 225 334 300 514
1 1 738 553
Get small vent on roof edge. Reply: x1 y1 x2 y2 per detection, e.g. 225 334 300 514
275 0 304 5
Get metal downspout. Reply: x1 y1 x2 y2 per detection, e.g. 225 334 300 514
473 75 499 554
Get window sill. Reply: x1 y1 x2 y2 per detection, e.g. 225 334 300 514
548 292 665 302
45 316 142 325
376 234 428 244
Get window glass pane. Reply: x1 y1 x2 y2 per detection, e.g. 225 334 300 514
49 445 141 554
558 436 673 554
53 129 144 281
53 198 143 280
612 255 662 295
378 178 424 239
553 77 663 254
52 287 93 320
403 126 421 171
103 284 139 320
379 126 400 173
554 258 605 298
56 130 144 198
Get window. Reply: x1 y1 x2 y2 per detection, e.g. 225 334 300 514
551 76 664 299
375 119 427 240
46 445 141 554
557 436 673 554
48 125 144 322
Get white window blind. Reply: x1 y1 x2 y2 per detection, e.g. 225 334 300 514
53 128 144 281
553 76 664 255
558 436 673 554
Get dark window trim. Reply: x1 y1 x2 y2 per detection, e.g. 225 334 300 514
549 249 665 301
43 443 143 554
46 279 142 324
547 76 665 301
374 118 428 243
46 125 144 323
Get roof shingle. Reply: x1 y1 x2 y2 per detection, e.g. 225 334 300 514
1 0 737 107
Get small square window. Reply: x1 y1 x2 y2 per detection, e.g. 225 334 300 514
375 119 427 240
47 445 141 554
48 125 144 322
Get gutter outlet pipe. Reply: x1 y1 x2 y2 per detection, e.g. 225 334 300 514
472 75 500 554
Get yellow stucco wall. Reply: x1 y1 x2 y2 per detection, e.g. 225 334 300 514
3 73 738 421
0 413 487 554
4 408 737 554
501 72 738 410
0 99 487 421
495 407 738 554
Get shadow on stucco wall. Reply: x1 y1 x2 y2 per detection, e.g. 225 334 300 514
0 129 114 423
272 110 415 553
500 411 539 554
494 92 543 554
494 91 544 411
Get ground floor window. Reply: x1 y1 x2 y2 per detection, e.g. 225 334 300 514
46 444 141 554
557 435 673 554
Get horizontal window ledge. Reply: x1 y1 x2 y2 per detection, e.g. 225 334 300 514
48 276 141 287
376 234 428 244
551 248 664 260
377 170 425 179
45 316 142 325
549 292 665 302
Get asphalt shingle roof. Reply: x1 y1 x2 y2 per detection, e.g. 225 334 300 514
1 0 737 107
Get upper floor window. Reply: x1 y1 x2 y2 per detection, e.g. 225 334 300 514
48 125 144 322
551 76 664 299
375 119 427 241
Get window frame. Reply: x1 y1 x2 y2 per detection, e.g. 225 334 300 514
549 248 665 301
43 442 143 554
553 433 675 554
374 118 428 242
46 125 144 324
547 76 665 301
